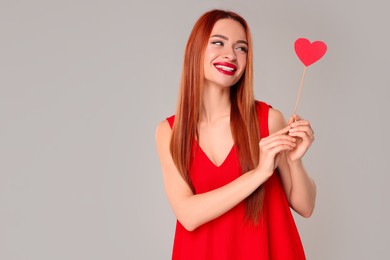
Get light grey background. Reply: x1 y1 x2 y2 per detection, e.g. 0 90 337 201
1 0 389 259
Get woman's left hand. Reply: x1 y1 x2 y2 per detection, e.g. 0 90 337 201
286 115 315 162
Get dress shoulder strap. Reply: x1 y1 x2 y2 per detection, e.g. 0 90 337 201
166 115 175 129
255 101 271 138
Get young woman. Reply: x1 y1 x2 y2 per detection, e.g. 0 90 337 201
156 9 316 260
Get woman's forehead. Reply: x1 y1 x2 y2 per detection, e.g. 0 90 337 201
210 19 247 41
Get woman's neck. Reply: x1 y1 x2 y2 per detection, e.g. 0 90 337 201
201 84 231 125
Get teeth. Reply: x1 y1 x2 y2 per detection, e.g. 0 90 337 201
215 65 235 72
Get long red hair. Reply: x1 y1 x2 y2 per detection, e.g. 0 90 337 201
170 9 263 224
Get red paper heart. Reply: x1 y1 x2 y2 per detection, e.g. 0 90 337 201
294 38 327 67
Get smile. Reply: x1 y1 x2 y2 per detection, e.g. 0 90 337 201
213 62 237 76
215 65 235 72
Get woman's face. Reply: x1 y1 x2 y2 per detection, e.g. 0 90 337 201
203 19 248 89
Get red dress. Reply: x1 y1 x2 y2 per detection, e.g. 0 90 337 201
166 101 306 260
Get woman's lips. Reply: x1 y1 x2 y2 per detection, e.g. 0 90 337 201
213 62 237 76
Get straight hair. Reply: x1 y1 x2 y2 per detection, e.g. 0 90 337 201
170 9 264 224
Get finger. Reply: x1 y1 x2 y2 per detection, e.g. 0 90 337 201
261 137 297 151
273 125 292 135
262 133 296 143
290 120 310 128
269 143 296 155
288 131 314 142
260 134 296 147
293 114 302 121
289 125 314 136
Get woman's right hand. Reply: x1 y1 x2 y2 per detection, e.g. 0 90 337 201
256 125 296 178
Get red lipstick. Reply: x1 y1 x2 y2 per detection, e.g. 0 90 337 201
213 62 237 76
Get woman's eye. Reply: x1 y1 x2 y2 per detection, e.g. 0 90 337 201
212 41 224 46
236 46 248 53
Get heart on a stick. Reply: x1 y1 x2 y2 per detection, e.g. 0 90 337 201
292 37 327 116
294 38 327 67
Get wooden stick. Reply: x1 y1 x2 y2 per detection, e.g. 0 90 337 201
293 66 307 117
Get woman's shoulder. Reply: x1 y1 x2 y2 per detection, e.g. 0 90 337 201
155 118 173 145
268 106 287 135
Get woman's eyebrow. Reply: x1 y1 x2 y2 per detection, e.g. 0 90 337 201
237 40 248 45
210 34 228 40
210 34 248 45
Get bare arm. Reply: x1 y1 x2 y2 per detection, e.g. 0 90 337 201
269 108 317 218
155 119 295 231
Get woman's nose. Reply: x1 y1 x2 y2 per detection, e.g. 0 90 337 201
223 47 237 60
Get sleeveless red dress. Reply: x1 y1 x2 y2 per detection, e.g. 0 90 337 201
166 101 306 260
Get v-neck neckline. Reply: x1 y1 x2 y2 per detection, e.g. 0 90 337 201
195 142 235 168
